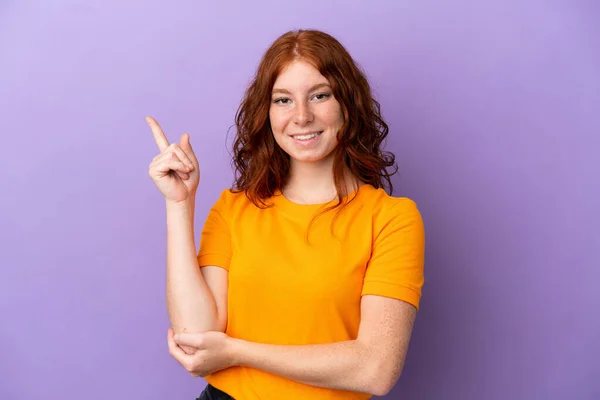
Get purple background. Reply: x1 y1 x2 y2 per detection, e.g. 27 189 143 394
1 1 598 399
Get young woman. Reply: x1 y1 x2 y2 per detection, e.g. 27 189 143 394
147 29 425 400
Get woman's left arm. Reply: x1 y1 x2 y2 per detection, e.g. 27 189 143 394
170 294 416 397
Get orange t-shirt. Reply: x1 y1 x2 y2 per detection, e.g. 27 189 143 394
197 184 425 399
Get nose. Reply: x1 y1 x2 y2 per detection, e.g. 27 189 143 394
293 101 314 125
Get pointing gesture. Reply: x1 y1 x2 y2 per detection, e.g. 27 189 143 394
147 116 200 204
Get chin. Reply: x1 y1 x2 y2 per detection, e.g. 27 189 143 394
289 152 335 165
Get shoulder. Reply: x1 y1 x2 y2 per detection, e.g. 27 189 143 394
359 185 421 221
211 188 257 215
355 186 424 241
357 189 425 260
215 187 246 203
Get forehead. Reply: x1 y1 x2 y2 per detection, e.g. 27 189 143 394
272 60 329 89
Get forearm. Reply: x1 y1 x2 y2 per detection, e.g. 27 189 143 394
165 196 220 336
231 338 381 395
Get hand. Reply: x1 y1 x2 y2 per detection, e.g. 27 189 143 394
168 328 237 377
146 116 200 203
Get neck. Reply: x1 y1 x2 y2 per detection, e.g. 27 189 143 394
283 158 359 204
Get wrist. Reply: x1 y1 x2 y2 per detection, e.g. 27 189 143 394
166 196 195 210
228 337 246 367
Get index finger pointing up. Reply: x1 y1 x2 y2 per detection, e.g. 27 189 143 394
146 116 170 152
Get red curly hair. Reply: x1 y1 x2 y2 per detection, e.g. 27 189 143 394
231 29 397 211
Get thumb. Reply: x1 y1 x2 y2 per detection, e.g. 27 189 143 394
174 332 204 348
179 133 198 164
179 133 192 150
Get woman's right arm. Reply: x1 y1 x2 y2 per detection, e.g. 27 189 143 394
165 196 228 340
145 115 228 354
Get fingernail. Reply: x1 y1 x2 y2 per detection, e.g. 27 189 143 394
173 334 179 341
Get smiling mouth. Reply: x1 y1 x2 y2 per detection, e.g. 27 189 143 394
290 131 323 141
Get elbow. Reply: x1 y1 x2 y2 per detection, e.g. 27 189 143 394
370 380 395 397
370 375 399 397
367 359 403 397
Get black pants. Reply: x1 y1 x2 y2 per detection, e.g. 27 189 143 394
195 384 234 400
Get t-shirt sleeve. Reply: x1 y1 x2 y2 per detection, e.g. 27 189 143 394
362 198 425 310
197 190 233 270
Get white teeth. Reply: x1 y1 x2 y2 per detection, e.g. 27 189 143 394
294 132 319 140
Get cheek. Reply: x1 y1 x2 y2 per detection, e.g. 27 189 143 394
269 109 286 133
322 102 344 126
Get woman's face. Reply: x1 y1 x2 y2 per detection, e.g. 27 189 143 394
269 60 344 166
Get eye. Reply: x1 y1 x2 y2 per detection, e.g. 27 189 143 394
313 93 330 100
273 97 291 104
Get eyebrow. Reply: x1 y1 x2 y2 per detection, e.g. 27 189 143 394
272 83 331 95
